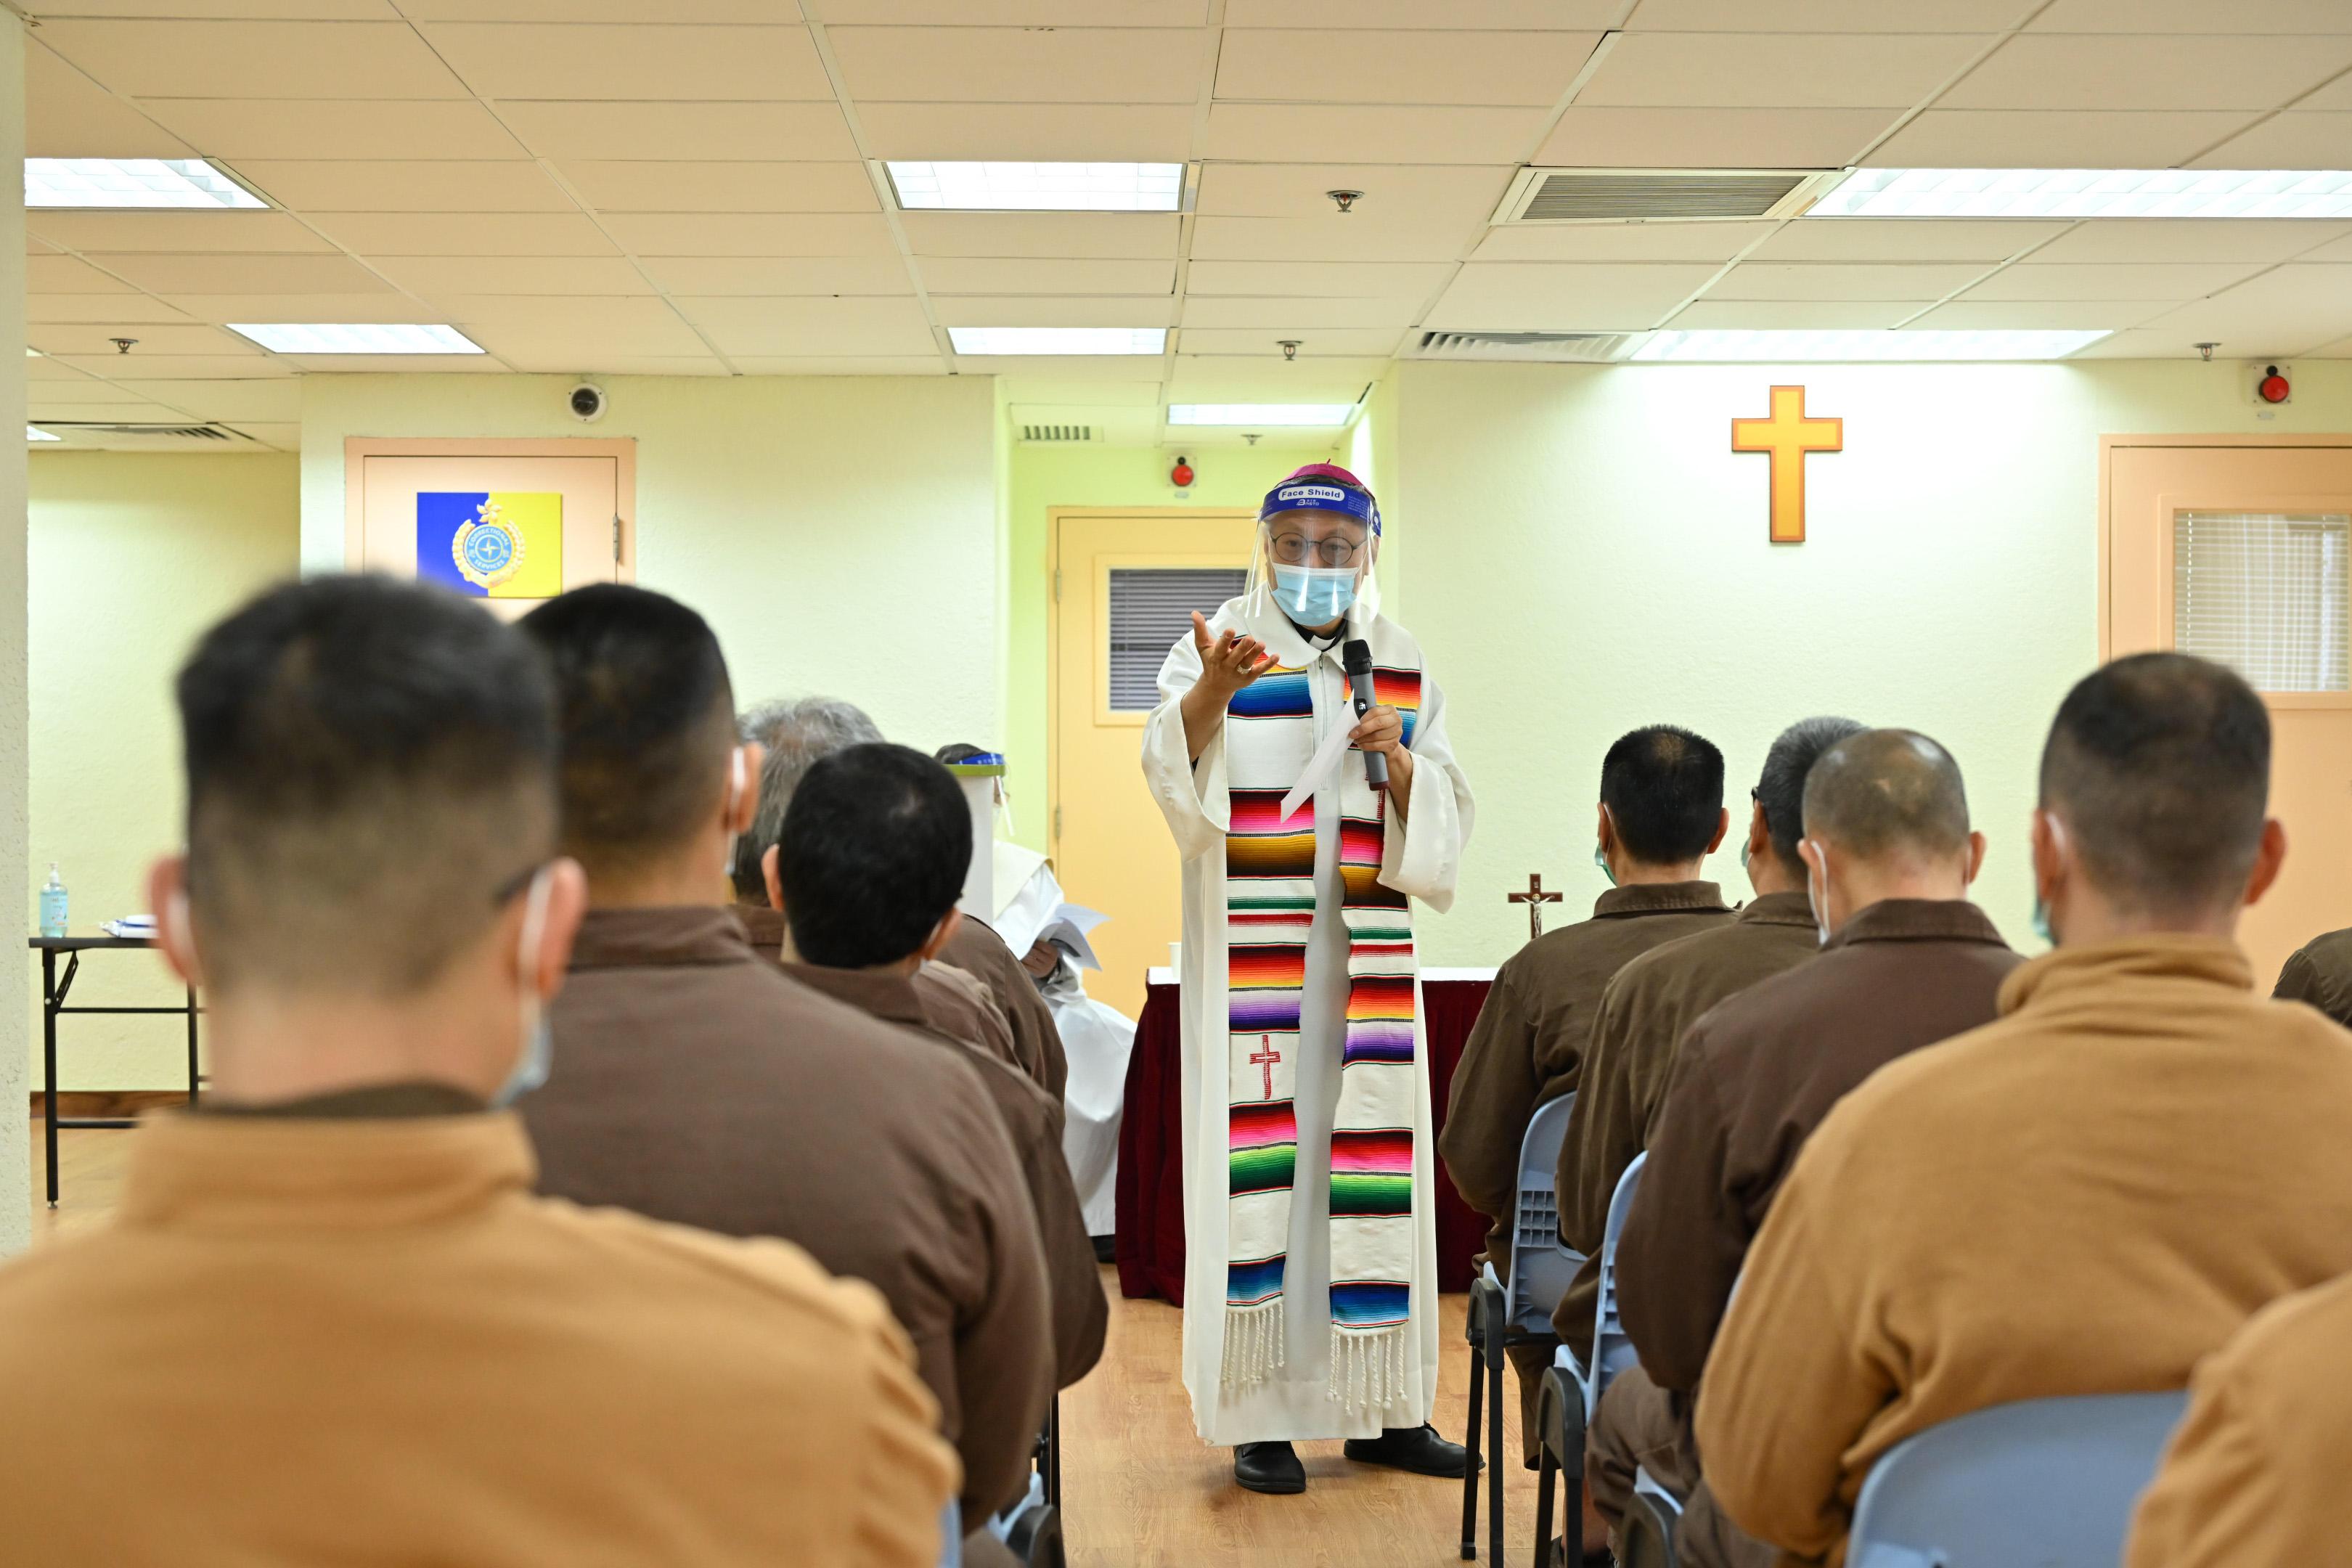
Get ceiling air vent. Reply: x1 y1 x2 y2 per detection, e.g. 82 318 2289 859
36 420 248 444
1495 168 1839 224
1410 331 1643 364
1019 422 1096 444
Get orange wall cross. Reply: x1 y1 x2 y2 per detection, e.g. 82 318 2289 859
1731 385 1842 544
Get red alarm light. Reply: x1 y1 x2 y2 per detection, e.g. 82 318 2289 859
2258 366 2291 404
1171 454 1195 488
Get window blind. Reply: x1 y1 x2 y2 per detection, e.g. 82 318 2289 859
1108 568 1249 711
2173 510 2351 693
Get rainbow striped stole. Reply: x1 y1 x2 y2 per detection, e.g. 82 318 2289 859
1220 645 1421 1412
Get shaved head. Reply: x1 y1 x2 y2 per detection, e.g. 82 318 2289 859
1802 728 1972 864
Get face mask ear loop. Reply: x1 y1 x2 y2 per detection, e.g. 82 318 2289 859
517 864 555 1007
1806 838 1833 947
719 747 746 879
166 883 201 987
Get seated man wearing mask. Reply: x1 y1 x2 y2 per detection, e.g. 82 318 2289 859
0 577 954 1565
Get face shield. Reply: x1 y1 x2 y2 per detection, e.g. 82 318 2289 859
1244 467 1384 626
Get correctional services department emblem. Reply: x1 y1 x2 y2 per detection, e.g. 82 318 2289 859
452 497 527 592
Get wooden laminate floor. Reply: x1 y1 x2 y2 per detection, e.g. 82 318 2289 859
30 1125 1547 1568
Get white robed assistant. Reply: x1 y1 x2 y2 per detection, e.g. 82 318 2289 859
1141 591 1473 1445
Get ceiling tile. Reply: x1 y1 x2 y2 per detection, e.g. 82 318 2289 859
28 42 194 158
1940 35 2352 111
814 0 1207 20
598 213 899 256
1960 261 2271 300
1907 298 2176 330
369 256 654 297
931 295 1176 327
555 160 879 213
1177 326 1405 354
100 252 393 293
2297 232 2352 263
2303 334 2352 358
494 351 730 374
2025 0 2352 31
28 294 196 324
1194 163 1514 229
1215 30 1601 106
1226 0 1617 23
1185 259 1453 298
1667 299 1933 327
899 213 1180 259
1203 104 1555 163
2189 113 2352 169
138 97 528 160
1866 110 2263 167
920 256 1177 295
404 0 794 20
1706 261 1990 299
1179 295 1422 328
36 19 469 98
1534 106 1895 168
727 356 950 374
636 255 913 294
999 375 1161 404
2126 265 2352 356
2028 220 2351 265
2302 73 2352 112
163 293 448 322
1188 215 1482 264
29 1 400 15
27 255 140 292
34 399 219 422
1165 356 1388 398
498 99 861 161
235 160 576 212
1752 219 2066 261
30 322 261 355
113 377 304 419
308 211 622 256
419 23 834 100
1579 32 1992 109
829 26 1209 103
1470 223 1771 262
460 296 711 355
28 380 180 408
1625 0 2027 27
232 423 302 448
856 102 1197 161
29 210 335 253
945 354 1166 380
1423 261 1721 330
675 295 940 356
252 352 504 372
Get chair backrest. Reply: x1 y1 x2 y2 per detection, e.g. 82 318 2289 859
1505 1091 1583 1333
939 1500 963 1568
1847 1390 2190 1568
1583 1151 1647 1416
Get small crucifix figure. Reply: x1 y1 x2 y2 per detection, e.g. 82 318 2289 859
1509 872 1564 941
1251 1034 1283 1101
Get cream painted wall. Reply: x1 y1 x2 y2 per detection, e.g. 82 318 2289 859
1391 357 2352 971
299 374 1001 758
25 452 298 1092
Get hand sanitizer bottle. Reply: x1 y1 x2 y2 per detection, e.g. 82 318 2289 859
38 864 67 939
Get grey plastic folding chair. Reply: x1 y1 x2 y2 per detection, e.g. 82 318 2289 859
1618 1465 1683 1568
1532 1151 1648 1568
1846 1389 2191 1568
940 1501 962 1568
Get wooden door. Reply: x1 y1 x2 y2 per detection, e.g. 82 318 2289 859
2106 437 2352 987
1050 509 1259 1019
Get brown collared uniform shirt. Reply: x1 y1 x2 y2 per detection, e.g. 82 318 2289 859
940 914 1069 1104
1441 881 1734 1265
2272 924 2352 1029
526 907 1053 1520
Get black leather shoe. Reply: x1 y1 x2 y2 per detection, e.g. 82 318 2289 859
1235 1440 1306 1494
1343 1424 1474 1477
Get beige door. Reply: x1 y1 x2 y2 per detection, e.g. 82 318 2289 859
2106 438 2352 987
1050 509 1259 1019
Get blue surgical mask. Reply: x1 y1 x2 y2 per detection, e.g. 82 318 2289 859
1272 565 1357 624
1593 842 1616 887
494 865 557 1109
2030 894 2055 947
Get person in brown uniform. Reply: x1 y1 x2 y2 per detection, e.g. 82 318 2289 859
514 585 1054 1532
1442 724 1734 1461
2271 923 2352 1027
1553 716 1858 1361
2126 1272 2352 1568
1700 654 2352 1568
1594 727 2017 1568
769 740 1108 1400
0 576 957 1567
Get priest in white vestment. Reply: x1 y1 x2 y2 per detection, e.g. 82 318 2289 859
1140 463 1475 1494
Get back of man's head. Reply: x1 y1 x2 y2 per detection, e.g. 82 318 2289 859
1803 728 1973 865
1600 724 1726 865
1755 716 1865 875
776 743 968 969
732 696 883 899
2041 653 2271 916
176 575 555 995
518 584 735 881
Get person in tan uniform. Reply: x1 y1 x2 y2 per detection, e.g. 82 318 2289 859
1594 728 2019 1568
0 576 956 1567
1553 716 1858 1359
2125 1272 2352 1567
770 740 1108 1398
515 586 1053 1531
1700 653 2352 1568
1442 724 1734 1463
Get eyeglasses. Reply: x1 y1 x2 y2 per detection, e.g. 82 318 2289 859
1268 531 1365 568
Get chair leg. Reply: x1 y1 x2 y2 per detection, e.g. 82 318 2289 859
1561 1449 1585 1568
1461 1299 1485 1560
1532 1397 1557 1568
1486 1336 1506 1568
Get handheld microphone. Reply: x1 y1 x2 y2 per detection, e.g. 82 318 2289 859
1342 638 1389 792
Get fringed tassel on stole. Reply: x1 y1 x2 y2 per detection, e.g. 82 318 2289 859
1221 1300 1286 1396
1328 1325 1407 1415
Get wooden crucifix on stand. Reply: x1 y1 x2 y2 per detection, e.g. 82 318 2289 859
1508 873 1564 940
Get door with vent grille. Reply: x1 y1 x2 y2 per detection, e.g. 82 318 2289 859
1050 509 1258 1019
2106 438 2352 987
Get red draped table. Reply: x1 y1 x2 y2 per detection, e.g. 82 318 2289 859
1114 966 1495 1304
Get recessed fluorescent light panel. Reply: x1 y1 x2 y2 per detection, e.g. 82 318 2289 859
26 158 266 210
1633 329 2109 362
1167 404 1359 426
227 322 484 355
886 161 1183 212
947 327 1167 356
1812 168 2352 219
26 426 59 441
